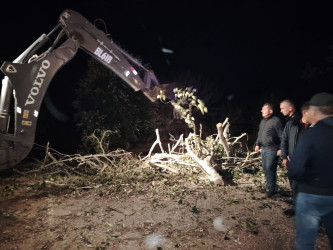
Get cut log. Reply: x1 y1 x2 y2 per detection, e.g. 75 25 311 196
185 136 223 185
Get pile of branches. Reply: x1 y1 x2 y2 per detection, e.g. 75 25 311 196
19 119 259 187
13 88 262 186
143 118 261 185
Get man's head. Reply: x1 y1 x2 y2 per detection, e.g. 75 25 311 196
300 102 310 124
280 99 296 117
261 103 274 119
307 92 333 123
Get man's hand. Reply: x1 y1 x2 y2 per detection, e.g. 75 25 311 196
283 158 289 168
255 145 260 153
277 149 281 156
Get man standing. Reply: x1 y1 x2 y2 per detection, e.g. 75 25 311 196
288 92 333 249
280 103 310 215
255 103 283 197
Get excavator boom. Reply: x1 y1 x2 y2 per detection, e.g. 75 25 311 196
0 9 175 171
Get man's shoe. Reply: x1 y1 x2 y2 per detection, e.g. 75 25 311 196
266 191 276 198
283 208 295 216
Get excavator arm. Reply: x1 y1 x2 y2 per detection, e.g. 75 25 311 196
0 9 176 171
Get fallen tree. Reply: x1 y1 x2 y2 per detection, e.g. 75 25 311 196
143 117 250 185
12 87 260 186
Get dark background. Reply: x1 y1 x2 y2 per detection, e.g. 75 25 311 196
1 0 333 152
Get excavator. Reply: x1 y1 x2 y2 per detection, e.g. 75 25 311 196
0 9 177 171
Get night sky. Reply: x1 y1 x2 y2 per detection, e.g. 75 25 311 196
1 1 333 151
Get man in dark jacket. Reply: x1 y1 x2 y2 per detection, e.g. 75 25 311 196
280 103 310 215
288 92 333 249
255 103 283 197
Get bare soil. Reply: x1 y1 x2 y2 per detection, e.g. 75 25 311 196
0 166 330 250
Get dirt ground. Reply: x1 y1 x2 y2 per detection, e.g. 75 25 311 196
0 164 330 250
